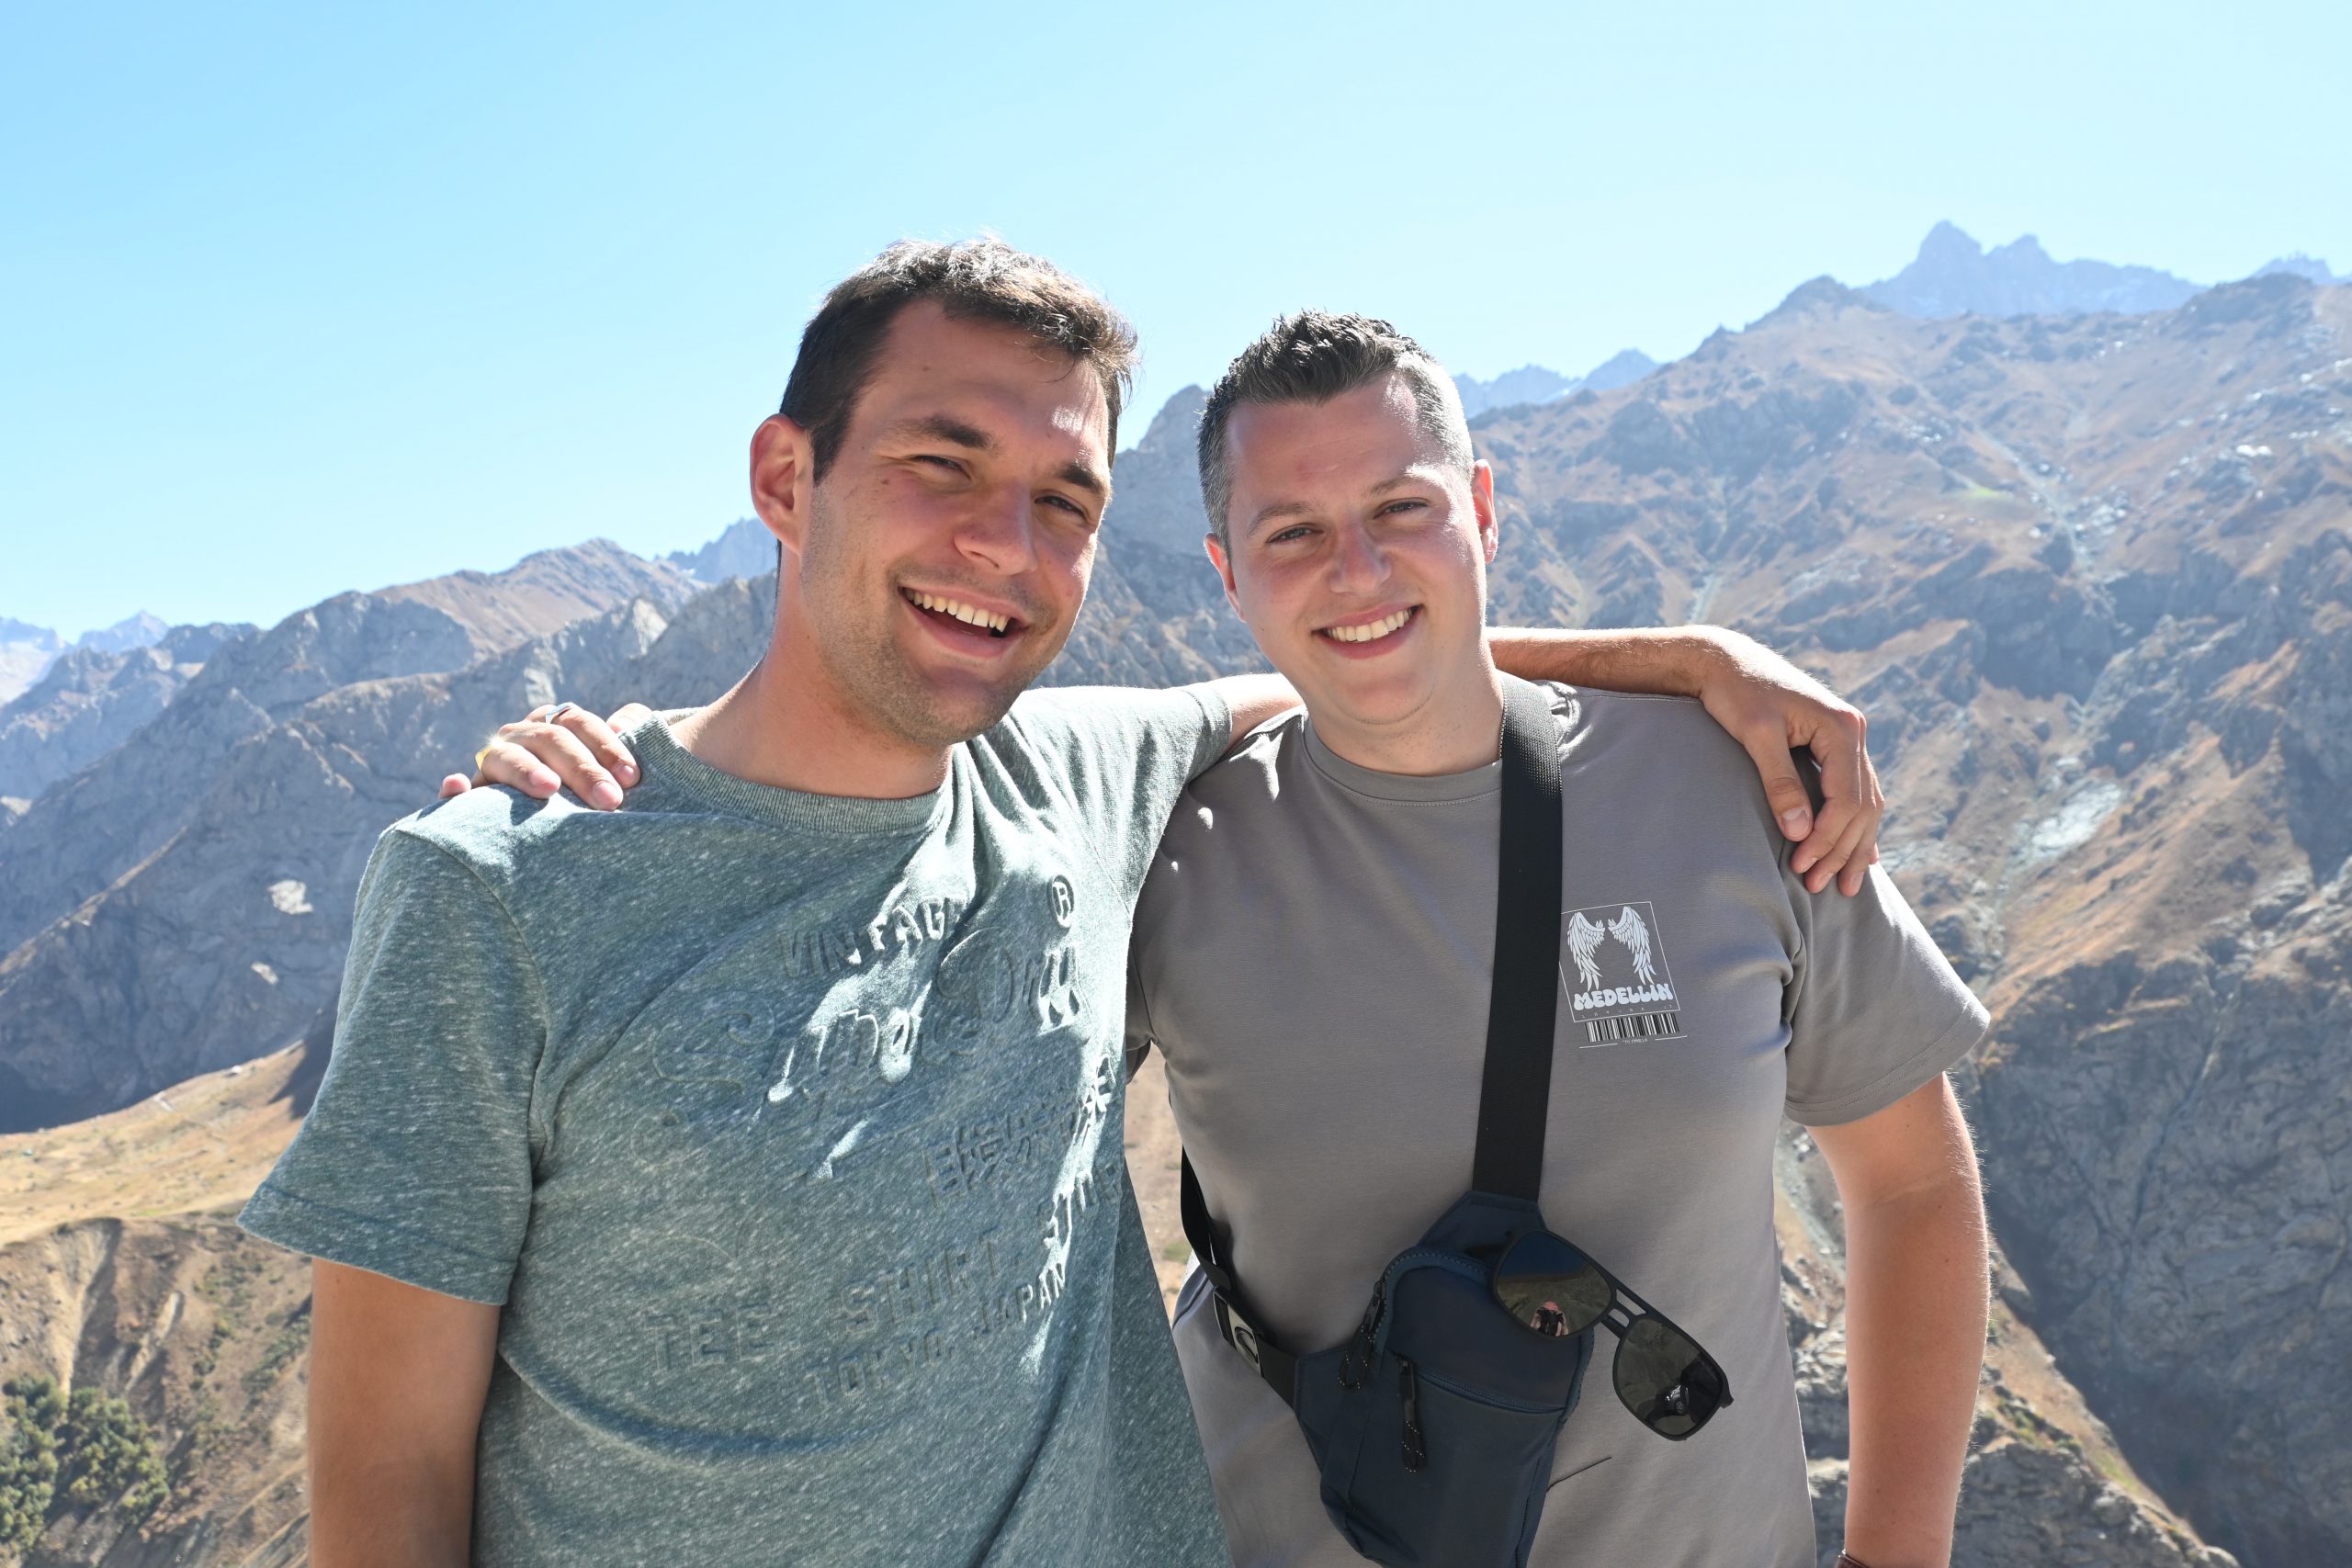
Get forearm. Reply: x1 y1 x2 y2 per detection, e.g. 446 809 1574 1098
311 1447 475 1567
1200 671 1301 747
1486 625 1733 696
1838 1173 1988 1566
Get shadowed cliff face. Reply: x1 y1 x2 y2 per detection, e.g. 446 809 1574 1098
0 544 697 1131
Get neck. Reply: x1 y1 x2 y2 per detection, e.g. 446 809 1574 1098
1311 656 1508 777
671 610 952 801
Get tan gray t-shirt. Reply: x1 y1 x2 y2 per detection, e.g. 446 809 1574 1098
1125 682 1987 1568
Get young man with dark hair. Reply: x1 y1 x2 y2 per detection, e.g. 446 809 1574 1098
272 240 1888 1565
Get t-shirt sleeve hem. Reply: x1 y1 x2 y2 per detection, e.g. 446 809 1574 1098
238 1180 515 1305
1187 684 1234 779
1782 1005 1990 1128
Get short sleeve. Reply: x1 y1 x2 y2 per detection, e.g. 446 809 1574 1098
1003 684 1232 898
238 825 546 1303
1781 863 1989 1127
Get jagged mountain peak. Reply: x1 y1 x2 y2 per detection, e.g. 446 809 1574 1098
1861 221 2201 321
1136 383 1207 455
664 516 775 586
1454 349 1662 419
2253 253 2343 285
74 610 168 655
1756 275 1882 327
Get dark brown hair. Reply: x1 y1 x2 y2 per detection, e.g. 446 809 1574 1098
1197 310 1472 542
779 238 1138 481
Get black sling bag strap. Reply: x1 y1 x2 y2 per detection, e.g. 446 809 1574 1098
1179 676 1564 1404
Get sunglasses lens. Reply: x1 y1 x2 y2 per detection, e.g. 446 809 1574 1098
1613 1316 1728 1438
1493 1232 1611 1338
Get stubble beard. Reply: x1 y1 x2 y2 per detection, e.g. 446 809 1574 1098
798 494 1059 752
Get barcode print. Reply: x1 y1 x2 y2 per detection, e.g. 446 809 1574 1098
1585 1010 1682 1046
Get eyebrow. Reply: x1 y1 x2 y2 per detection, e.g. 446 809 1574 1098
884 413 995 453
886 414 1110 501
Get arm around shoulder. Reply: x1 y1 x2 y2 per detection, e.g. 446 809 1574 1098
1489 625 1883 894
1195 672 1300 750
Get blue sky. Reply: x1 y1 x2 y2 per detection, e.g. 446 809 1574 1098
6 0 2346 639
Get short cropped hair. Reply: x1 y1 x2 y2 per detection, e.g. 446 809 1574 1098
780 239 1138 483
1196 311 1474 542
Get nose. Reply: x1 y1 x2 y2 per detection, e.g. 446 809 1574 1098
1327 519 1389 595
954 481 1040 577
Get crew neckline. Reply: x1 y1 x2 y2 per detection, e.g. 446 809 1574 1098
1299 714 1503 803
624 712 950 836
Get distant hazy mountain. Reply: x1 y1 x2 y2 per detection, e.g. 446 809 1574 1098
0 618 64 706
0 611 174 706
2254 254 2345 285
663 516 775 584
1453 347 1661 418
0 621 253 802
74 610 170 656
1453 364 1577 415
1861 221 2202 318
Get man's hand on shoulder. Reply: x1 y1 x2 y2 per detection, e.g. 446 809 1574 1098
438 703 655 808
1486 624 1883 895
1692 630 1882 896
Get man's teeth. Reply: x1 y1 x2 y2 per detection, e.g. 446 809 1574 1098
909 591 1012 635
1323 609 1414 644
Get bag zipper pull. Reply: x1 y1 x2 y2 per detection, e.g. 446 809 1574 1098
1398 1357 1426 1472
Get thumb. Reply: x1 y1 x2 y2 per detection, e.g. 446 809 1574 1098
438 773 472 799
1740 737 1813 840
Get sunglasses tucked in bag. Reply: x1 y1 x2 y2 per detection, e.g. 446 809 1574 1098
1182 679 1733 1568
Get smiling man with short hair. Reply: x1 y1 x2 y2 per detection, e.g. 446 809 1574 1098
1136 311 1990 1567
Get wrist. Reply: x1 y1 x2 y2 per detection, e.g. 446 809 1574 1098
1680 625 1745 703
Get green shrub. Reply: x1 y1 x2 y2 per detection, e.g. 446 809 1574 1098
0 1374 171 1552
56 1388 169 1517
1 1376 63 1551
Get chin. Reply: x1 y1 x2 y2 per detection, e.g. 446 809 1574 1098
901 682 1028 749
1305 675 1438 734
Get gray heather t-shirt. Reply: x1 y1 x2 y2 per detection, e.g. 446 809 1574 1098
243 687 1233 1568
1126 682 1988 1568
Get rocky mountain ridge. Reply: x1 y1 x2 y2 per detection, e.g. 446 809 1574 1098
0 541 696 1130
661 516 775 585
1860 220 2205 319
1452 348 1662 417
1430 225 2342 439
0 624 253 806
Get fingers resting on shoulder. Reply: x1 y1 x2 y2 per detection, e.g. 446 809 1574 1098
454 704 649 809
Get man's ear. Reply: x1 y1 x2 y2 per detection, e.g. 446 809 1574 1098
1204 532 1243 618
1471 460 1500 565
751 415 817 558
